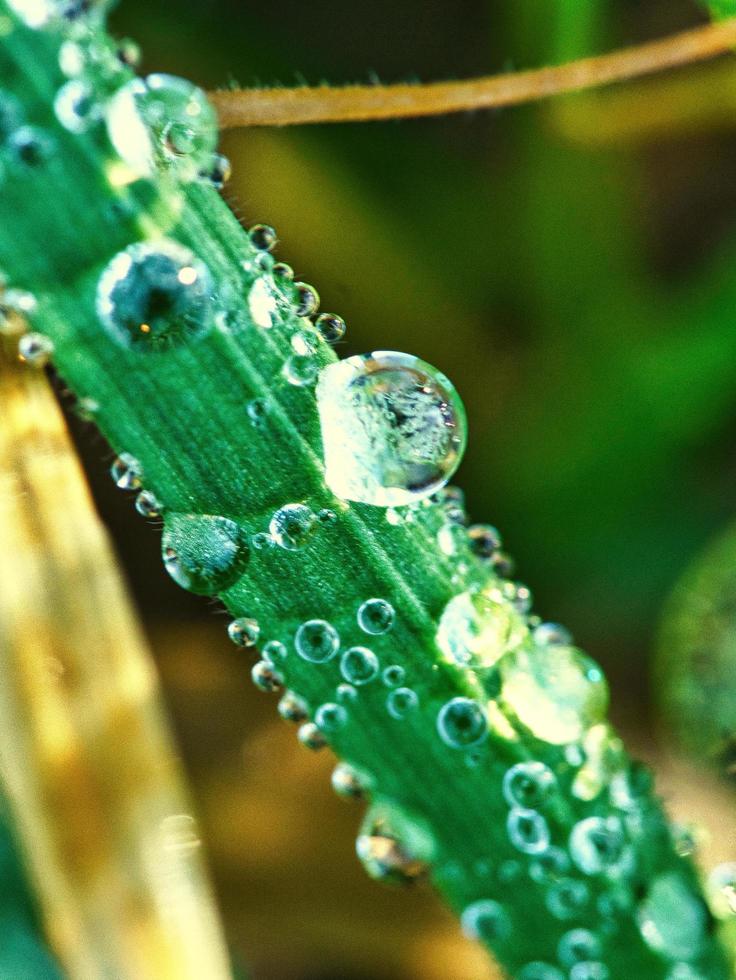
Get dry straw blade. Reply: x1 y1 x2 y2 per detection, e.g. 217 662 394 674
0 349 232 980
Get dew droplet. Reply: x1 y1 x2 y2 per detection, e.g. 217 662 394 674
331 762 366 799
283 353 318 387
636 873 707 962
206 153 231 189
227 617 260 648
297 721 327 751
251 531 273 551
316 312 346 345
269 503 318 550
292 282 319 317
161 513 249 595
340 646 379 685
517 964 564 980
386 687 419 719
247 276 278 329
317 508 337 526
248 224 277 252
569 961 609 980
502 762 556 809
529 846 570 884
558 929 601 966
533 621 573 646
106 74 218 181
382 664 406 687
135 489 162 518
17 331 53 367
460 899 511 942
263 640 287 663
468 524 502 559
110 452 142 490
251 660 284 693
356 814 428 885
8 125 54 168
357 597 395 635
507 808 550 855
437 697 488 749
54 79 101 133
277 691 308 723
315 702 347 732
294 619 340 663
336 683 358 704
246 398 267 426
97 239 213 351
499 642 608 744
316 350 467 507
707 862 736 919
569 816 629 876
437 584 529 671
9 0 110 26
546 877 590 920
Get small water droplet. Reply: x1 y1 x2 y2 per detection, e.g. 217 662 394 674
18 331 53 367
205 153 231 189
467 523 502 558
283 353 318 387
74 396 99 421
336 683 357 703
263 640 287 663
382 664 405 687
54 79 101 133
317 508 337 526
317 351 467 507
248 224 277 252
569 816 628 876
340 646 379 685
315 701 347 732
269 503 318 551
297 721 327 750
110 452 142 490
251 531 273 551
228 617 260 648
437 697 488 748
386 687 419 720
106 74 218 181
97 239 213 351
502 762 556 809
251 660 283 692
529 846 570 884
357 597 395 635
246 398 267 426
292 282 319 316
161 513 249 595
331 762 367 799
316 312 346 344
517 964 564 980
135 489 163 518
533 621 573 646
558 929 601 967
460 899 511 943
545 878 590 920
294 619 340 663
277 691 308 723
637 873 707 962
356 814 428 885
507 808 550 855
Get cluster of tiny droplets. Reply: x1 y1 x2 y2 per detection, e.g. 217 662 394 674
6 7 728 976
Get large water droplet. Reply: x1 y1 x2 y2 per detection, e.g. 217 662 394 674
162 514 249 595
340 646 379 685
269 503 318 551
437 584 528 671
316 350 467 507
499 642 608 744
97 239 213 351
436 697 488 748
106 73 218 181
637 873 708 962
294 619 340 663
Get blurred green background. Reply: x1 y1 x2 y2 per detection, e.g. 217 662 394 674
57 0 736 976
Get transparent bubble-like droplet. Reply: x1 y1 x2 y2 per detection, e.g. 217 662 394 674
297 722 327 751
316 312 346 345
533 621 572 646
294 619 339 663
8 125 54 168
517 964 564 980
337 683 357 703
161 513 249 596
283 353 318 387
460 898 511 943
315 702 347 733
227 617 260 648
54 79 101 133
135 489 162 519
8 0 110 25
331 762 366 799
248 276 278 329
569 963 609 980
293 282 319 317
507 807 550 855
277 691 308 723
356 817 428 886
106 73 218 181
386 687 419 719
18 331 54 367
316 350 467 507
546 878 590 921
340 646 379 685
263 640 287 663
502 762 556 809
499 642 608 744
529 846 569 884
251 660 283 693
707 862 736 919
248 224 277 252
437 585 529 671
269 503 318 551
110 451 142 490
558 929 601 967
467 523 502 559
382 664 405 687
569 816 628 876
97 240 213 352
437 697 488 749
637 873 708 962
357 597 395 635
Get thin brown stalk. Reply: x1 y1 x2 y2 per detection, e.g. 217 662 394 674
210 17 736 128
